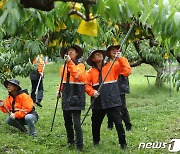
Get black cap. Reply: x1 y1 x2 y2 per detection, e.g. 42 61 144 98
106 45 120 57
60 45 83 59
4 79 22 90
86 49 106 66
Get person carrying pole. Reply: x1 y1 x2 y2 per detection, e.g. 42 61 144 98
106 45 132 131
30 54 45 107
0 79 39 137
57 45 86 152
85 49 131 150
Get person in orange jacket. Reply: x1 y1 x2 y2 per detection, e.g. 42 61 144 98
0 79 38 137
57 45 86 152
30 54 45 107
85 49 131 150
106 45 132 131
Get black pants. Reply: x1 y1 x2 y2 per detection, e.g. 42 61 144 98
107 94 132 128
92 107 126 145
31 79 44 103
63 110 83 148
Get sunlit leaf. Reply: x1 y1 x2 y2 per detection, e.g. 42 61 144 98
174 12 180 27
0 10 8 25
45 17 54 31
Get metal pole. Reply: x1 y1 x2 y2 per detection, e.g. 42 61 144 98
81 21 135 125
169 57 172 97
35 76 42 96
50 61 66 132
2 105 27 133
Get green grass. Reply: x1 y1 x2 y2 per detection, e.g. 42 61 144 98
0 63 179 154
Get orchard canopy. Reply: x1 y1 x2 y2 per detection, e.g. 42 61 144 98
0 0 179 90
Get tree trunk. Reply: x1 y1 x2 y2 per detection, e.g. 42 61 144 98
152 65 165 87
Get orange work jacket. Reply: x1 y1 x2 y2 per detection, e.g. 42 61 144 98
0 90 34 119
85 57 131 109
59 60 86 110
32 57 44 74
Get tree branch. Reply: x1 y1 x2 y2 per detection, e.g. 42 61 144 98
68 1 97 21
83 0 91 21
133 41 155 66
58 0 96 5
68 9 86 20
20 0 97 12
149 41 180 63
130 59 144 67
68 9 97 21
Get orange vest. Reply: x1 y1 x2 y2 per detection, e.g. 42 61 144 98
59 60 86 110
85 57 131 96
0 92 34 119
32 56 44 74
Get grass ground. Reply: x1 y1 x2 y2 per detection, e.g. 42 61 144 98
0 63 179 154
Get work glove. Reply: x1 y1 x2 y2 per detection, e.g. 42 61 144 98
93 91 100 98
115 51 122 58
40 72 43 76
9 113 15 119
64 54 71 62
56 90 62 99
0 100 3 107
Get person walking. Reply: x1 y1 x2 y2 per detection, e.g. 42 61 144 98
57 45 86 152
30 54 45 107
85 49 131 150
0 79 38 137
106 45 132 131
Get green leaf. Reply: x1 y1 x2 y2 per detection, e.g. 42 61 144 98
36 11 42 23
96 0 106 17
0 57 5 67
11 8 20 22
126 0 139 17
174 12 180 27
163 0 169 10
45 17 54 31
7 12 16 35
6 0 13 10
0 10 8 25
